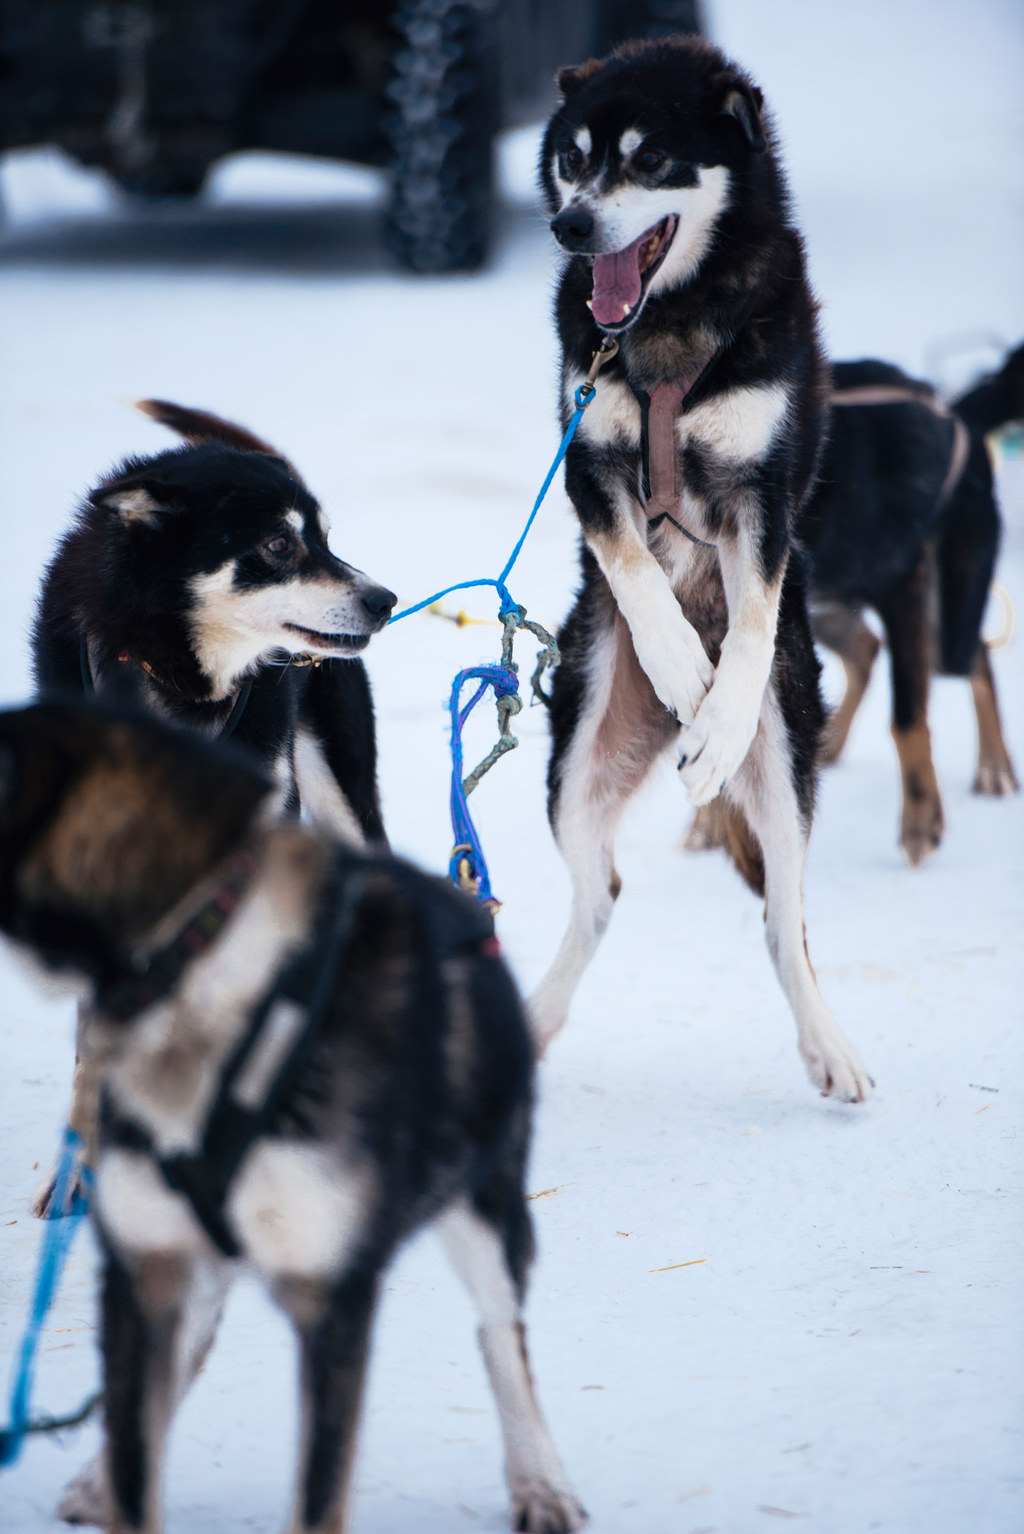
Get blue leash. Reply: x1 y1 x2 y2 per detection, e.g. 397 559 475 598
0 1129 94 1469
390 336 620 906
388 337 619 626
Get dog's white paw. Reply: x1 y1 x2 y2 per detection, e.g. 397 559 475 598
638 640 714 727
58 1455 108 1527
799 1025 873 1104
510 1475 588 1533
678 691 759 806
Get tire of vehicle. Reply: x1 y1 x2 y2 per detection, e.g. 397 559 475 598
384 0 500 275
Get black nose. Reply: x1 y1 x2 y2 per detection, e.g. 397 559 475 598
550 205 595 250
362 585 397 621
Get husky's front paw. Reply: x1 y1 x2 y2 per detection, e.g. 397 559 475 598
678 689 759 806
58 1455 108 1526
638 640 714 727
799 1022 874 1104
510 1476 588 1533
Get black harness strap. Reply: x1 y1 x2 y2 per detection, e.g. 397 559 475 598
78 639 253 743
105 858 368 1257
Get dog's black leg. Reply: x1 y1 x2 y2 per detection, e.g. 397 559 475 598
876 556 944 865
97 1245 213 1534
439 1195 586 1534
533 608 676 1052
61 1243 230 1530
276 1267 379 1534
296 661 387 846
969 642 1019 796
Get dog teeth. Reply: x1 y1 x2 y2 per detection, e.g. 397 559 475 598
622 302 632 316
586 300 594 312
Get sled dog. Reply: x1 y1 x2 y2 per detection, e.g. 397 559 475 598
0 700 585 1534
533 35 871 1101
803 348 1022 858
31 402 396 1213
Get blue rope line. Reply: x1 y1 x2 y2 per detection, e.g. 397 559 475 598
0 1129 93 1469
389 374 605 906
387 383 595 627
447 664 520 904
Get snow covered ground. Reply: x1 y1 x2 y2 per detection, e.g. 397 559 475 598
1 2 1023 1530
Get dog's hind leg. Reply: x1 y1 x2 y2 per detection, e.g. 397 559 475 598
531 611 676 1051
59 1251 230 1528
276 1269 380 1534
727 690 872 1103
439 1197 587 1533
876 557 944 864
809 605 881 766
970 642 1019 796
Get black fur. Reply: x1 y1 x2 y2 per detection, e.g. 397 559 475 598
542 35 828 818
0 700 582 1532
33 406 396 841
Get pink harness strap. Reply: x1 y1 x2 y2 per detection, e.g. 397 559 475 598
642 370 715 547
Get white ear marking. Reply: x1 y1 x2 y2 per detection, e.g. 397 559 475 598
103 488 164 527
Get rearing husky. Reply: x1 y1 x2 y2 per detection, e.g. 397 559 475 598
532 36 872 1102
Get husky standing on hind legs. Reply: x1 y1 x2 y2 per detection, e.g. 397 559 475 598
531 36 872 1102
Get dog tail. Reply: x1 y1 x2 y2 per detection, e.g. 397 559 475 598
136 399 289 461
687 796 765 897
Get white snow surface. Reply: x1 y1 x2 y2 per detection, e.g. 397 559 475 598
1 2 1023 1530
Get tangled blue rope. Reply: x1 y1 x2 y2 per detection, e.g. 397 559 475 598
0 1129 94 1469
447 663 521 905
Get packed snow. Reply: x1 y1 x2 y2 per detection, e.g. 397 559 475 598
1 2 1022 1531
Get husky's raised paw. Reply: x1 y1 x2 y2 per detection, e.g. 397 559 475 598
511 1477 588 1534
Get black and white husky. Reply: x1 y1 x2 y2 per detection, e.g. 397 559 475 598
35 399 396 844
0 700 585 1534
31 402 396 1212
532 36 872 1102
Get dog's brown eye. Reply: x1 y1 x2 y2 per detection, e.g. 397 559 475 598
639 148 665 170
565 144 583 170
265 534 291 556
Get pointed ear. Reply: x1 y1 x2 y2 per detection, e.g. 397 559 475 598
721 83 766 152
556 58 603 98
91 479 173 528
136 399 305 484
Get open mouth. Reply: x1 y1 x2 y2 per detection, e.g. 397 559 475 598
587 215 678 330
284 623 370 653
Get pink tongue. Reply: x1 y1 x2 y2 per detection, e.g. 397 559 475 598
590 229 651 325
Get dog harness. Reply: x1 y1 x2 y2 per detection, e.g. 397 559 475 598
829 383 971 507
632 370 717 549
79 639 253 741
98 848 498 1258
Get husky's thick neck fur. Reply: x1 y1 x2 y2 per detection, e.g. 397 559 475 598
541 36 802 395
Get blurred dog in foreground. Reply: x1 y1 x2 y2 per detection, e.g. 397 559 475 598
689 343 1023 866
32 402 396 1215
0 700 585 1534
534 36 871 1102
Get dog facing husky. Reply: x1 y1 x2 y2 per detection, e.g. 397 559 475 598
0 700 585 1534
532 36 872 1101
31 402 396 1213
